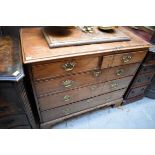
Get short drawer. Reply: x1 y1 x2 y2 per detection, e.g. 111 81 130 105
139 64 155 75
110 51 147 67
41 89 126 122
126 85 148 99
35 63 139 96
32 56 100 80
131 73 154 87
38 76 132 111
0 115 29 129
124 95 144 104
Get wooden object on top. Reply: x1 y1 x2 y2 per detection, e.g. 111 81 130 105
20 27 149 64
43 26 130 48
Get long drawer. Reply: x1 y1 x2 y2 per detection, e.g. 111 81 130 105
109 51 147 67
41 89 126 123
38 76 133 111
138 64 155 75
35 63 139 96
32 56 101 80
0 115 29 129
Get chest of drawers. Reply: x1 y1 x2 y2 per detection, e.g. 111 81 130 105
124 27 155 104
20 27 149 128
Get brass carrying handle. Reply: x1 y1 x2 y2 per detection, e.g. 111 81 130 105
62 80 74 88
111 83 118 89
63 95 71 102
116 68 124 76
122 55 132 63
92 70 102 77
63 61 76 72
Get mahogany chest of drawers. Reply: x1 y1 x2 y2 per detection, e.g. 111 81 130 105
0 27 37 129
20 27 149 128
124 27 155 104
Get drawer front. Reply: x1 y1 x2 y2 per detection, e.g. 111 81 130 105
35 63 139 96
106 63 140 81
139 65 155 75
0 95 24 117
132 73 154 87
38 76 132 111
0 102 23 117
111 51 147 67
145 51 155 62
124 95 144 104
32 56 100 80
41 89 125 122
127 85 148 98
35 70 107 96
0 115 29 129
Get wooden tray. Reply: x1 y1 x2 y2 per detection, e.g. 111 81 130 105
43 26 130 48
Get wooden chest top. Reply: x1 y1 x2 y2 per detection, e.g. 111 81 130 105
20 27 149 64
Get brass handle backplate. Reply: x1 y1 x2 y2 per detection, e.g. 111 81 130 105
105 96 111 102
92 70 102 77
63 80 74 88
122 55 132 63
63 95 71 102
62 108 70 115
90 85 97 91
111 83 118 89
116 68 124 76
63 61 76 72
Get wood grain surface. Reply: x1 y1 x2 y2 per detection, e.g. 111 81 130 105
20 27 149 64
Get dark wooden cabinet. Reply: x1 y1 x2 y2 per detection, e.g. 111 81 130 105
124 27 155 104
0 27 37 129
20 27 149 128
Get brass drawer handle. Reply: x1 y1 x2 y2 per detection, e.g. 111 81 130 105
111 83 118 89
92 70 102 77
116 68 124 76
90 85 97 91
63 61 76 72
63 80 74 88
63 95 71 102
62 108 70 115
122 55 132 63
105 96 111 102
